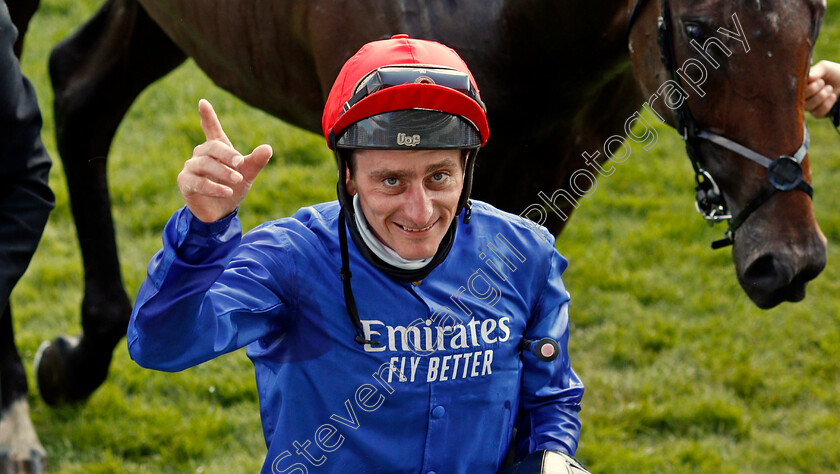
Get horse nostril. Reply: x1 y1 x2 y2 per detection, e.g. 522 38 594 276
738 238 826 308
743 254 784 290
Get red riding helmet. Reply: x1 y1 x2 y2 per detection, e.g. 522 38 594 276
322 34 489 216
322 34 489 150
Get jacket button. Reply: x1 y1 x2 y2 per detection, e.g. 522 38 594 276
431 405 445 419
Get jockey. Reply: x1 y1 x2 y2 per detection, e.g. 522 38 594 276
128 34 586 473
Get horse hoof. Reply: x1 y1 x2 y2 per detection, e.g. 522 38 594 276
0 399 47 474
34 333 113 406
0 451 46 474
34 335 84 406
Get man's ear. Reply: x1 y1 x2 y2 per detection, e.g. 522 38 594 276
345 164 357 195
461 149 470 179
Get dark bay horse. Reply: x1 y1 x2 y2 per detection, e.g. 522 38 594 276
1 0 828 470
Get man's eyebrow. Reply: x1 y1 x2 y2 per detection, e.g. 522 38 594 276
425 159 459 174
368 159 460 180
369 169 412 180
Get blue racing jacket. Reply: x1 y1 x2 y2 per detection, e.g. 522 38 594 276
128 200 583 473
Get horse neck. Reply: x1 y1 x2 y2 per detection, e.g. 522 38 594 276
501 0 630 55
483 0 632 114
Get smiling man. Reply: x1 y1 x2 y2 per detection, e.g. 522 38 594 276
128 35 586 474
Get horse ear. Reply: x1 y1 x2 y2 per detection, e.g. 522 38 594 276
809 2 826 47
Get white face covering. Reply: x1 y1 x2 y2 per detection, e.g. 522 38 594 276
353 194 432 270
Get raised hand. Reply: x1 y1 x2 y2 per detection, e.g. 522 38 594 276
177 99 273 222
805 60 840 119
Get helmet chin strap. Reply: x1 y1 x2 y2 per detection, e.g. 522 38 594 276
320 36 489 346
337 202 461 346
333 146 474 346
337 210 381 346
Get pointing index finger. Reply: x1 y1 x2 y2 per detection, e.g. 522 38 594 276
199 99 233 147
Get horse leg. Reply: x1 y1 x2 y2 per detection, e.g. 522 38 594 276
5 0 41 57
34 0 186 405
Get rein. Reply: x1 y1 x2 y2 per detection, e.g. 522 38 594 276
627 0 814 249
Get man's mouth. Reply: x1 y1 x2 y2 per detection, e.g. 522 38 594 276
396 221 435 232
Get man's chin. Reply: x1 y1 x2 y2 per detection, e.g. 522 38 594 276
396 250 436 261
392 240 439 261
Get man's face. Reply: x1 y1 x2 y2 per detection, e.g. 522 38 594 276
346 149 465 261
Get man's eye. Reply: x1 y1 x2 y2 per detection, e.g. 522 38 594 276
384 177 399 186
431 173 448 182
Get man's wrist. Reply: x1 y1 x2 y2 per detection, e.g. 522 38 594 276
185 206 239 237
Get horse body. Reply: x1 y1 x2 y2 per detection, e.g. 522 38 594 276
135 0 636 216
137 1 511 133
0 0 829 471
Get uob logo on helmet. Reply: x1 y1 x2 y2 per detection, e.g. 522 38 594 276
396 133 421 146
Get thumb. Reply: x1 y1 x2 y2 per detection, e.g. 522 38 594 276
809 61 828 83
810 60 840 88
240 144 273 182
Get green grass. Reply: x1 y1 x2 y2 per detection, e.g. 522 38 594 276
11 1 840 472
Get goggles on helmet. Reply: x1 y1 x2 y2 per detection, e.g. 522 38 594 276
335 66 485 150
342 66 485 113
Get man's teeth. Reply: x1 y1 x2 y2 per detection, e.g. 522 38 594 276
399 223 434 232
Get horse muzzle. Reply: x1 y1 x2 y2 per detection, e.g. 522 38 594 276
734 218 827 309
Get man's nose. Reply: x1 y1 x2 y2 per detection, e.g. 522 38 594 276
402 185 434 226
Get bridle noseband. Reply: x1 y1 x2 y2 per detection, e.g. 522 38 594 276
628 0 814 249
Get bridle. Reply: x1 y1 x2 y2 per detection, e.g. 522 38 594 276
627 0 814 249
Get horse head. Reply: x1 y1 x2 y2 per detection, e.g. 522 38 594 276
628 0 827 308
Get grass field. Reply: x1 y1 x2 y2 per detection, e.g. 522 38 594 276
11 1 840 472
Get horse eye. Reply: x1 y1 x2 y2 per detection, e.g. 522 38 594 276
683 22 705 40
